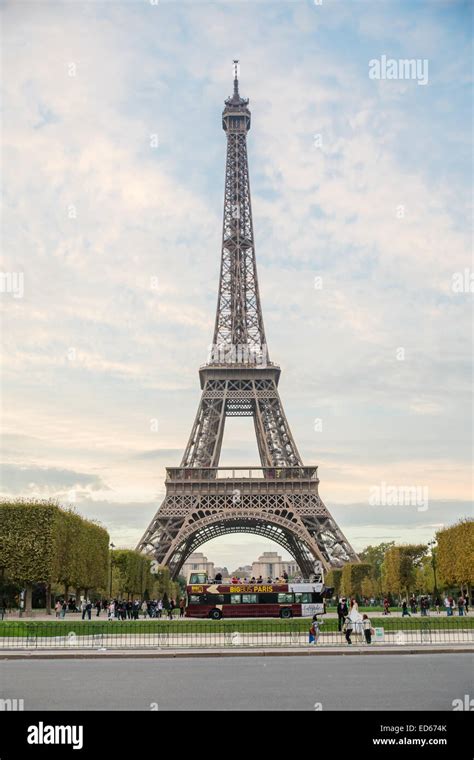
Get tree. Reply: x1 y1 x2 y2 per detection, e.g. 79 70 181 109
0 499 109 612
325 568 342 598
340 563 373 598
359 542 395 595
382 544 428 601
436 520 474 595
110 549 154 598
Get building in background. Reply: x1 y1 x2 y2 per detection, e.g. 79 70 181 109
251 552 300 579
180 552 215 581
230 565 252 579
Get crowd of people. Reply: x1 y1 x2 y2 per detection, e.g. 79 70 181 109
222 573 290 583
336 592 470 617
401 593 470 616
54 597 187 620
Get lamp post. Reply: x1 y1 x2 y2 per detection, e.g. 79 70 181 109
428 540 438 596
109 542 115 599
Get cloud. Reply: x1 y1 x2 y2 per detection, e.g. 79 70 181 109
1 0 471 565
0 464 107 496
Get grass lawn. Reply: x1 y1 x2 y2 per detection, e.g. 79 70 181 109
0 617 472 637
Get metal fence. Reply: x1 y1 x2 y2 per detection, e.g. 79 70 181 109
0 618 472 650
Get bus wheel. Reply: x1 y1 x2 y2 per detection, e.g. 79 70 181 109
209 609 222 620
280 608 292 619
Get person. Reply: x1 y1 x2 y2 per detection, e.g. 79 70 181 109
463 590 469 614
349 598 363 622
420 597 428 616
55 600 62 618
108 600 115 621
283 571 289 582
444 596 452 616
141 600 148 618
402 600 410 617
308 614 322 644
337 597 348 632
95 600 101 617
179 598 185 618
383 597 390 615
410 594 417 614
157 598 163 618
362 614 373 644
435 596 441 614
458 595 465 616
61 600 67 619
344 616 353 645
215 573 222 582
168 598 175 620
257 576 263 583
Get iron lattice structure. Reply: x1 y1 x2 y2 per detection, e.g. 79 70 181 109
138 63 358 577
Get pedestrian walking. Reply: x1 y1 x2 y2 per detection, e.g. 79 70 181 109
179 598 185 618
308 614 323 644
402 600 411 617
344 616 353 645
95 600 101 617
55 600 62 618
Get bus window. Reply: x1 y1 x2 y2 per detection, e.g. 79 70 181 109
242 594 257 604
278 593 294 604
231 595 242 604
189 573 208 584
258 593 278 604
204 594 224 604
189 595 201 604
295 593 312 604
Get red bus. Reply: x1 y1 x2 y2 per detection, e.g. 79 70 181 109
185 573 329 620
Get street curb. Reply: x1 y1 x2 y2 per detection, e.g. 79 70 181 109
1 646 472 660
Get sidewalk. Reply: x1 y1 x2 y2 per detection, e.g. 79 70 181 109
0 643 472 659
3 610 472 621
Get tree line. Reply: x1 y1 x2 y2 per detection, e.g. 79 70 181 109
326 519 473 602
0 500 180 613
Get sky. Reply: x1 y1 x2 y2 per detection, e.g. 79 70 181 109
1 0 472 570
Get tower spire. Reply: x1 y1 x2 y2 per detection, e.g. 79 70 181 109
233 59 239 97
214 61 266 367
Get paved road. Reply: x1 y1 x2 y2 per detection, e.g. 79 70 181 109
0 654 472 711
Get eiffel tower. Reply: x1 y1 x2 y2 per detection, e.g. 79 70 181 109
138 62 358 578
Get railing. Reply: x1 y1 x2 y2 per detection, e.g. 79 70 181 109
166 467 318 481
0 618 472 650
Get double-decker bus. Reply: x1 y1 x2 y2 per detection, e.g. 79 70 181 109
185 569 331 620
